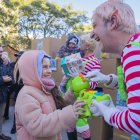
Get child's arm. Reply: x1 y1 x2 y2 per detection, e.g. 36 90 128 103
17 94 77 138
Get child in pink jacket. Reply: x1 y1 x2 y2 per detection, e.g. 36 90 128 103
15 50 85 140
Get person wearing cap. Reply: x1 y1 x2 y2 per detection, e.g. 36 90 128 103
9 51 24 71
14 51 24 66
14 51 24 58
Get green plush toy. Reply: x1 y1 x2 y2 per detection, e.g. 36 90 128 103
66 77 73 91
70 74 90 95
77 89 111 118
70 74 111 134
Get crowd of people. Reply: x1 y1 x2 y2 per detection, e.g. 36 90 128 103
0 0 140 140
0 47 24 140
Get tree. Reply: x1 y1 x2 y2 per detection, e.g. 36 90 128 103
0 0 89 50
72 24 93 35
0 0 33 49
0 0 19 45
19 1 89 38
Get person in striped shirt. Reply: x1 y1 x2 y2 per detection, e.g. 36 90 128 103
86 0 140 135
80 33 101 89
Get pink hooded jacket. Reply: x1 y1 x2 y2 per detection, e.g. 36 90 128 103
15 50 77 140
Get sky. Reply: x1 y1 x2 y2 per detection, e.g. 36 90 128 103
49 0 140 25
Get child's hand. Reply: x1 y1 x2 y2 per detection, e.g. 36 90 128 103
73 100 85 117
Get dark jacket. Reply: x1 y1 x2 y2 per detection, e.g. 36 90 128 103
6 61 23 101
0 59 13 103
57 45 81 58
57 33 85 58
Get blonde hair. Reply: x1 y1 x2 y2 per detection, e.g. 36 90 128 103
2 52 10 62
80 33 99 51
93 0 138 34
14 62 22 84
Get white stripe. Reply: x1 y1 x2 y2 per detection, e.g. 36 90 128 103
130 112 140 123
126 77 140 88
121 110 132 132
117 110 132 132
121 110 137 133
85 64 92 69
83 58 88 61
90 82 96 89
132 37 140 43
92 65 101 69
83 57 99 65
85 67 91 72
125 65 140 78
85 66 100 72
112 112 119 128
123 54 140 68
123 45 140 56
128 102 140 110
116 111 124 130
128 90 140 98
128 114 140 134
76 124 89 133
81 72 86 75
112 110 133 133
86 62 95 68
92 59 100 64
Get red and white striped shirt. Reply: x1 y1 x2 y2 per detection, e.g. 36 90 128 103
81 54 101 89
110 33 140 135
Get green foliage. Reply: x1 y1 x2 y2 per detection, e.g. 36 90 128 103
0 0 89 50
72 24 93 35
0 0 20 48
19 1 89 38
